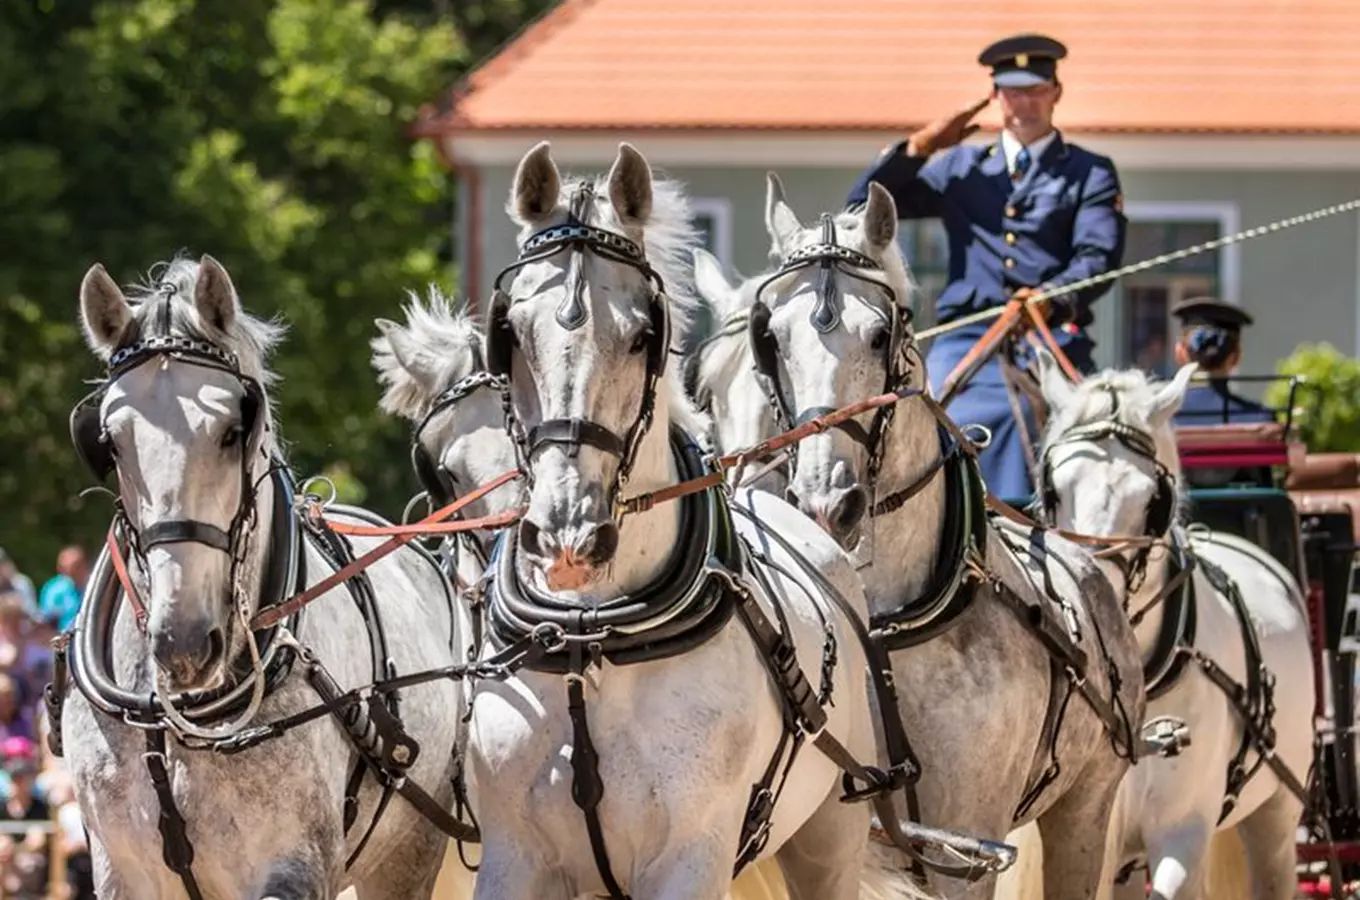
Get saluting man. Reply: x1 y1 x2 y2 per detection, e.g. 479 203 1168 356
845 33 1128 502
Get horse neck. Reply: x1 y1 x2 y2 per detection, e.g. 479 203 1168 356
598 404 680 600
1125 542 1176 659
856 399 947 610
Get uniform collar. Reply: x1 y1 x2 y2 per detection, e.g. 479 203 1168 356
1000 129 1060 175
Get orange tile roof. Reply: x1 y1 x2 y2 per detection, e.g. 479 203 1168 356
416 0 1360 136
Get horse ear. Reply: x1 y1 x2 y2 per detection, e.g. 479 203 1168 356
1035 346 1077 411
765 172 803 254
511 141 561 225
692 248 734 306
608 142 653 226
194 254 239 334
863 183 899 253
1150 363 1199 429
79 263 132 355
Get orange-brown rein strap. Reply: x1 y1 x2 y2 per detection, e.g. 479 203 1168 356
615 387 923 516
251 470 522 630
936 300 1082 407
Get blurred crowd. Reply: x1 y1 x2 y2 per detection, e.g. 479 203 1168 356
0 545 92 900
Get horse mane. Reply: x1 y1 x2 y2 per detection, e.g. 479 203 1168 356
119 255 286 388
514 170 713 439
370 285 485 422
693 268 769 403
1039 367 1188 519
117 255 287 453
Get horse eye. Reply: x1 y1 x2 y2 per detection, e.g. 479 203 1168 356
869 327 889 351
629 329 652 355
221 424 244 449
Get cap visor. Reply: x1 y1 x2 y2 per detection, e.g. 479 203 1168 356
993 70 1050 88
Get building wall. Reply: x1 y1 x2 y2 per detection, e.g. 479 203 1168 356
468 163 1360 389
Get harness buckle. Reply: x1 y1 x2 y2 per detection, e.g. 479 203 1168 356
839 762 915 804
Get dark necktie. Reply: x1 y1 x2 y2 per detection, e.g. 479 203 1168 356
1014 146 1032 180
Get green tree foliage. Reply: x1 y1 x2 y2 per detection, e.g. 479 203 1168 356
1264 342 1360 452
0 0 553 578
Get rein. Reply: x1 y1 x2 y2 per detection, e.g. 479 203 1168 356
936 295 1081 408
251 470 522 630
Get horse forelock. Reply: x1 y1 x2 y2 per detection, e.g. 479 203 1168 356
118 254 286 457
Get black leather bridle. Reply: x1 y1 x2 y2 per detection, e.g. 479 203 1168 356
1038 384 1177 590
483 183 671 512
68 282 272 624
747 213 915 490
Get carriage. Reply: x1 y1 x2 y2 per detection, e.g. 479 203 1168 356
1169 373 1360 897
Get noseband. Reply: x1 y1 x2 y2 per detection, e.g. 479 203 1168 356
68 282 271 627
484 183 671 507
1039 385 1177 589
748 213 914 486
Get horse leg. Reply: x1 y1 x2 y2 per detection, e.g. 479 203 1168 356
1143 817 1214 900
469 840 573 900
633 836 742 900
773 785 870 900
351 822 450 900
1034 766 1125 900
1235 786 1304 900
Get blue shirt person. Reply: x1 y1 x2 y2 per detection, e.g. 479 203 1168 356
1169 297 1277 488
845 33 1127 502
1169 297 1276 427
38 546 89 633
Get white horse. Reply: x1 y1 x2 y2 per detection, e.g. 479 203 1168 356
371 286 524 595
58 255 471 899
687 248 788 496
369 283 813 900
1031 351 1316 900
691 173 1148 900
460 140 924 900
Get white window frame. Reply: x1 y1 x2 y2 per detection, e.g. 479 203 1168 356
1122 201 1242 309
1090 201 1240 369
689 197 734 269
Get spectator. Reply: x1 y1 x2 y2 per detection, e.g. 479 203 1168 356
39 546 88 633
0 677 35 744
2 826 48 900
1 756 47 823
0 551 37 621
48 775 94 900
0 596 49 709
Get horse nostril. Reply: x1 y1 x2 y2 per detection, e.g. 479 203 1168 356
831 487 868 535
519 519 545 557
578 522 619 567
202 627 225 669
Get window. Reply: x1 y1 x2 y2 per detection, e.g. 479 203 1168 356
1108 203 1240 376
689 198 733 269
897 220 950 328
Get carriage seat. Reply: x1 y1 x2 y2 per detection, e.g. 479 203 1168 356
1174 422 1291 490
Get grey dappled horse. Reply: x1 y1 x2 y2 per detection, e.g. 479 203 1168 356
690 174 1148 900
58 256 471 899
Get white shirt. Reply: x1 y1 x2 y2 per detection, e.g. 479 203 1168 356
1000 130 1057 177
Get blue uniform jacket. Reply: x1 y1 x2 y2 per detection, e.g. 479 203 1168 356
845 132 1127 501
1173 382 1277 427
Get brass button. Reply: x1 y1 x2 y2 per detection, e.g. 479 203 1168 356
1004 258 1015 269
1005 205 1017 217
1005 232 1016 245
